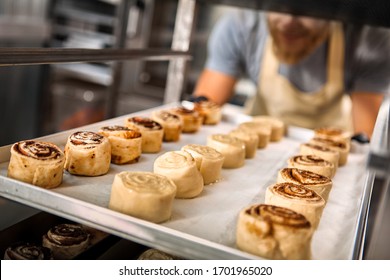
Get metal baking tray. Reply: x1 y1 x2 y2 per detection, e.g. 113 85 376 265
0 104 370 259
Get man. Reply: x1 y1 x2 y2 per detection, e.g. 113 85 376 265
193 10 389 138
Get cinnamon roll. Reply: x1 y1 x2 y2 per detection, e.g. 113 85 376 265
299 142 340 169
151 110 182 142
207 134 245 169
309 137 350 166
8 140 65 189
287 155 335 179
181 144 224 185
193 100 222 125
238 121 271 149
252 115 285 142
153 151 204 198
236 204 313 260
229 128 258 159
42 223 90 259
314 127 352 143
64 131 111 176
125 117 164 153
265 183 326 229
4 242 53 260
98 125 142 165
277 168 333 202
169 107 203 133
108 171 176 223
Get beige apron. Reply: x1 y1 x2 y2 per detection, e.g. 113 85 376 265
245 23 353 132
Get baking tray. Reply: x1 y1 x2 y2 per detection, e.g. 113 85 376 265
0 104 370 259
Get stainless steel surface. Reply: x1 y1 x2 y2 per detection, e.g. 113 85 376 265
164 0 196 104
0 48 191 66
0 104 369 260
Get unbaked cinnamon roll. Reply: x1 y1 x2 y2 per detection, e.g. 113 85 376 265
125 117 164 153
109 171 176 223
252 115 285 142
299 142 340 168
8 140 65 189
314 127 352 143
169 107 203 133
236 204 313 260
207 134 245 169
4 242 53 260
265 183 326 229
154 151 204 198
277 168 333 202
193 100 222 125
42 223 90 259
238 121 271 149
64 131 111 176
151 110 182 142
181 144 224 185
288 155 335 179
309 137 350 166
98 125 142 165
229 128 258 159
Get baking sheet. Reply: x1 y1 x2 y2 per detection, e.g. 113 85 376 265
0 104 369 259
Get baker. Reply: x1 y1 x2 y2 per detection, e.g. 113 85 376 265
193 10 390 138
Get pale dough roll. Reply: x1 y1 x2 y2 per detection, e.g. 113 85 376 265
309 137 350 166
154 151 204 198
109 171 176 223
169 107 203 133
236 204 312 260
229 128 258 159
238 121 271 148
42 223 90 260
64 131 111 176
193 100 222 125
125 116 164 153
299 142 340 169
277 168 333 202
181 144 224 185
288 155 335 179
8 140 65 189
314 127 352 143
98 125 142 164
207 134 245 169
151 110 182 142
265 182 326 229
252 115 285 142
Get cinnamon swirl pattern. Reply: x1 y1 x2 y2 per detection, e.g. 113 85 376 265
236 204 313 260
42 223 90 259
207 134 245 169
181 144 224 185
8 140 65 188
314 127 352 143
169 107 203 133
109 171 176 223
299 142 340 168
309 137 350 166
151 110 183 142
154 151 204 198
277 168 333 202
125 117 164 153
3 242 53 260
288 154 335 178
64 131 111 176
265 183 326 229
193 100 222 125
98 125 142 164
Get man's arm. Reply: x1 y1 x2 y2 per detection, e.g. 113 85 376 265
351 92 384 138
193 69 238 105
